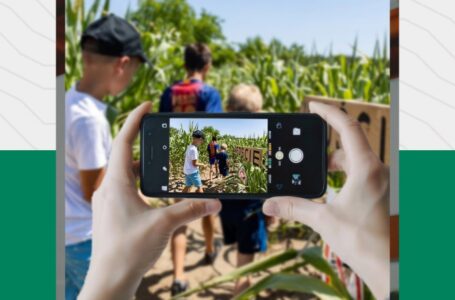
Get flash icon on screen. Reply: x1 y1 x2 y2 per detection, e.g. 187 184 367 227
292 127 301 136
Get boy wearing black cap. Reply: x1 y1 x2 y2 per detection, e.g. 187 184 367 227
182 130 206 193
65 14 147 300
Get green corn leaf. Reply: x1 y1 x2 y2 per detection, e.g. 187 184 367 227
234 273 345 300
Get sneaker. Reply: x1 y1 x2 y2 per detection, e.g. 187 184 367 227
203 240 222 265
170 280 189 296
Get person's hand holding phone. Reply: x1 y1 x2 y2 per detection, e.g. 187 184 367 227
263 102 390 300
78 103 221 300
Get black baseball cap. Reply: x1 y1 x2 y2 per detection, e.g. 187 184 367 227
192 130 205 139
81 14 149 64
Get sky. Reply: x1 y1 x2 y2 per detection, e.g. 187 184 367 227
170 118 268 138
88 0 389 55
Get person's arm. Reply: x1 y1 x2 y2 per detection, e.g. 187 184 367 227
190 147 204 167
192 159 205 167
78 102 221 300
79 168 105 202
263 102 390 300
72 118 109 203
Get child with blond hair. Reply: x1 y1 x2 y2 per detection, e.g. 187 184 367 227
220 84 268 295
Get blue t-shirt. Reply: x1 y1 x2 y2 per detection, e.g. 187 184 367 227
216 151 229 171
159 79 222 113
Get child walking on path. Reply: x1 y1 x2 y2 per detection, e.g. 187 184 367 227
207 136 220 180
219 84 269 296
182 130 206 193
65 14 147 300
216 143 229 177
159 43 222 296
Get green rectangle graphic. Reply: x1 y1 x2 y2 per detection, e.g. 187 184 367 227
0 151 55 298
400 151 455 299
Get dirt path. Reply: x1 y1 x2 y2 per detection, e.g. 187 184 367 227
169 164 232 193
134 217 313 300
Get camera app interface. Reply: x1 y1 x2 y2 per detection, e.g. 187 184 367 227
168 118 268 194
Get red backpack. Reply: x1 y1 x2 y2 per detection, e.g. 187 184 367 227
170 80 203 112
208 142 217 158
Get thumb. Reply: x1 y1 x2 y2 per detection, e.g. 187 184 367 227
263 197 323 230
159 199 221 232
328 149 346 172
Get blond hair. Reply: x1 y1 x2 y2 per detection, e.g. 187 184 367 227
221 143 228 150
227 84 263 112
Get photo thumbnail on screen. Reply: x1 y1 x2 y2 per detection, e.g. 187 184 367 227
168 118 268 194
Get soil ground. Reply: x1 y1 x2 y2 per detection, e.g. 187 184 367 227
134 216 317 300
169 164 236 194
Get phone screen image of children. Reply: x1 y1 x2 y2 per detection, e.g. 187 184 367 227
168 118 268 194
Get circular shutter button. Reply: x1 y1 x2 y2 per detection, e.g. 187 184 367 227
289 148 304 163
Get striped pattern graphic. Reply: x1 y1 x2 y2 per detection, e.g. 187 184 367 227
0 0 56 150
400 0 455 150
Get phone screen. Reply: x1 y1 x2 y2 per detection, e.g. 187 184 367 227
169 117 268 194
141 113 327 199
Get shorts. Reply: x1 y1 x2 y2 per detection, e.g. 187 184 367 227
220 168 229 177
185 171 202 187
219 201 267 254
209 157 217 165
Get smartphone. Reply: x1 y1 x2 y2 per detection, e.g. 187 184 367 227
140 113 327 199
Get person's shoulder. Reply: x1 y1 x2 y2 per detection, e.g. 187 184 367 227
200 83 221 96
165 80 184 91
71 115 105 134
67 99 107 134
160 85 173 99
67 89 104 118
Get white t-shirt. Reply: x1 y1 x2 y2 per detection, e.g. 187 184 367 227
184 144 199 175
65 85 112 246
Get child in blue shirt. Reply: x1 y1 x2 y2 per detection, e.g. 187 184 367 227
216 143 229 177
219 84 269 296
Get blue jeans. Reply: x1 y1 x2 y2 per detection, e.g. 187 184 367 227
65 239 92 300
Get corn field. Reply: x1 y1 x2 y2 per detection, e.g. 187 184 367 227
66 0 390 131
169 124 267 194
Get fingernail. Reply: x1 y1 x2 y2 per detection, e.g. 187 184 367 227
263 200 279 216
205 200 220 214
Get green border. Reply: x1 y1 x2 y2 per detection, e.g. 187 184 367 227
400 150 455 299
0 151 55 298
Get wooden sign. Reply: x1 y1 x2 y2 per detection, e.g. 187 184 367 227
234 146 265 167
301 96 390 164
